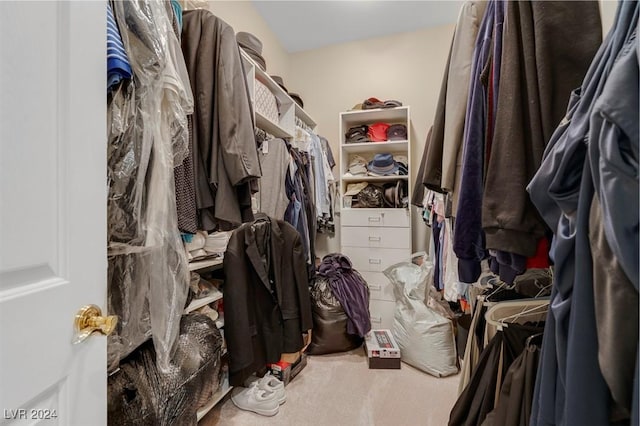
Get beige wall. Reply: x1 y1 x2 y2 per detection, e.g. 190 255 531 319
600 0 618 35
288 25 455 255
206 0 291 81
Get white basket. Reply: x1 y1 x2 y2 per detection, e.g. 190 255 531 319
255 80 279 124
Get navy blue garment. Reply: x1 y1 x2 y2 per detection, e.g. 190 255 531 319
588 21 639 423
454 0 496 283
317 254 371 338
527 3 639 424
488 251 527 285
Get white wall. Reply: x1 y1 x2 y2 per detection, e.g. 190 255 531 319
288 25 455 256
206 0 291 81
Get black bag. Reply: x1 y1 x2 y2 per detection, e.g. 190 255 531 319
306 276 364 355
108 314 223 426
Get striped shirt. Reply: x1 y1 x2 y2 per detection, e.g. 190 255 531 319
107 2 132 91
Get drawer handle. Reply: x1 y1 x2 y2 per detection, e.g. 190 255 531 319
368 216 381 222
370 316 382 324
368 259 382 265
368 236 381 242
369 284 382 291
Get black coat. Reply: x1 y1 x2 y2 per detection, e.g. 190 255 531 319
223 215 312 386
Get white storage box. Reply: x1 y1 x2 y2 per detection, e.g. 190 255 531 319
364 329 401 369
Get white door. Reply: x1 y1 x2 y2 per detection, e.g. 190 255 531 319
0 2 106 425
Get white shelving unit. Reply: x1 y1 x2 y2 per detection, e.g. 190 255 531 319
342 140 408 154
339 106 412 330
188 257 223 272
342 175 410 183
185 256 231 423
240 50 317 135
295 103 316 129
184 289 223 314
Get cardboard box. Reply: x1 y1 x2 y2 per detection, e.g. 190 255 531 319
268 353 308 386
364 329 401 369
290 352 308 380
268 360 291 385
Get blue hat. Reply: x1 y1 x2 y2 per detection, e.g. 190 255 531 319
368 153 399 176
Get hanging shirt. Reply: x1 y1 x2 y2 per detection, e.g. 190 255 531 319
107 2 132 91
309 132 331 218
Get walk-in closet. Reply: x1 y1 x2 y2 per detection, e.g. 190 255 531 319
0 1 636 425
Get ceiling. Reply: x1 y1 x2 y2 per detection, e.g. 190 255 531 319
251 1 463 53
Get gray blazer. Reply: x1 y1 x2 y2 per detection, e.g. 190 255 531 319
182 10 262 230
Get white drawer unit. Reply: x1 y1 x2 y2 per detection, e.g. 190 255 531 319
345 247 409 273
341 208 411 228
341 226 411 249
369 299 397 330
360 270 394 302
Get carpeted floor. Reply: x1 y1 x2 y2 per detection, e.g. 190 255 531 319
201 348 459 425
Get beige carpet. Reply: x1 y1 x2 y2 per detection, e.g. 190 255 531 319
201 348 459 426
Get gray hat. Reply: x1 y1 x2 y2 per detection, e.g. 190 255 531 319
246 51 266 71
344 182 368 196
368 153 399 176
289 92 304 108
237 32 267 71
236 32 263 54
271 75 288 93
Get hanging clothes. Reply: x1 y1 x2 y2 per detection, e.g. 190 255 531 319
482 1 602 258
442 1 489 206
108 0 191 374
257 138 291 220
223 214 313 387
453 0 498 284
450 322 545 426
527 3 639 424
587 24 639 418
181 9 261 231
481 334 543 426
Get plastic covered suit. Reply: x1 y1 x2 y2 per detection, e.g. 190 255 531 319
107 0 193 373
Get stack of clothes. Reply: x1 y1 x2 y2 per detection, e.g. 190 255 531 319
183 230 232 262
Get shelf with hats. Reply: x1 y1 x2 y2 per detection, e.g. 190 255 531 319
338 104 411 331
340 105 409 129
239 49 317 139
240 50 295 139
342 175 409 183
342 139 408 154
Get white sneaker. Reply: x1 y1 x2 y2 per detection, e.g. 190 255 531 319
256 372 286 405
231 382 280 416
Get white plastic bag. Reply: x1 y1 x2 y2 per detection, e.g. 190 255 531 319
384 262 459 377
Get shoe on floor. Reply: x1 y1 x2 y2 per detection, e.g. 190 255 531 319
246 372 286 405
231 382 279 416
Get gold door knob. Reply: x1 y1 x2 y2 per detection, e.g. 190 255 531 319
73 305 118 345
